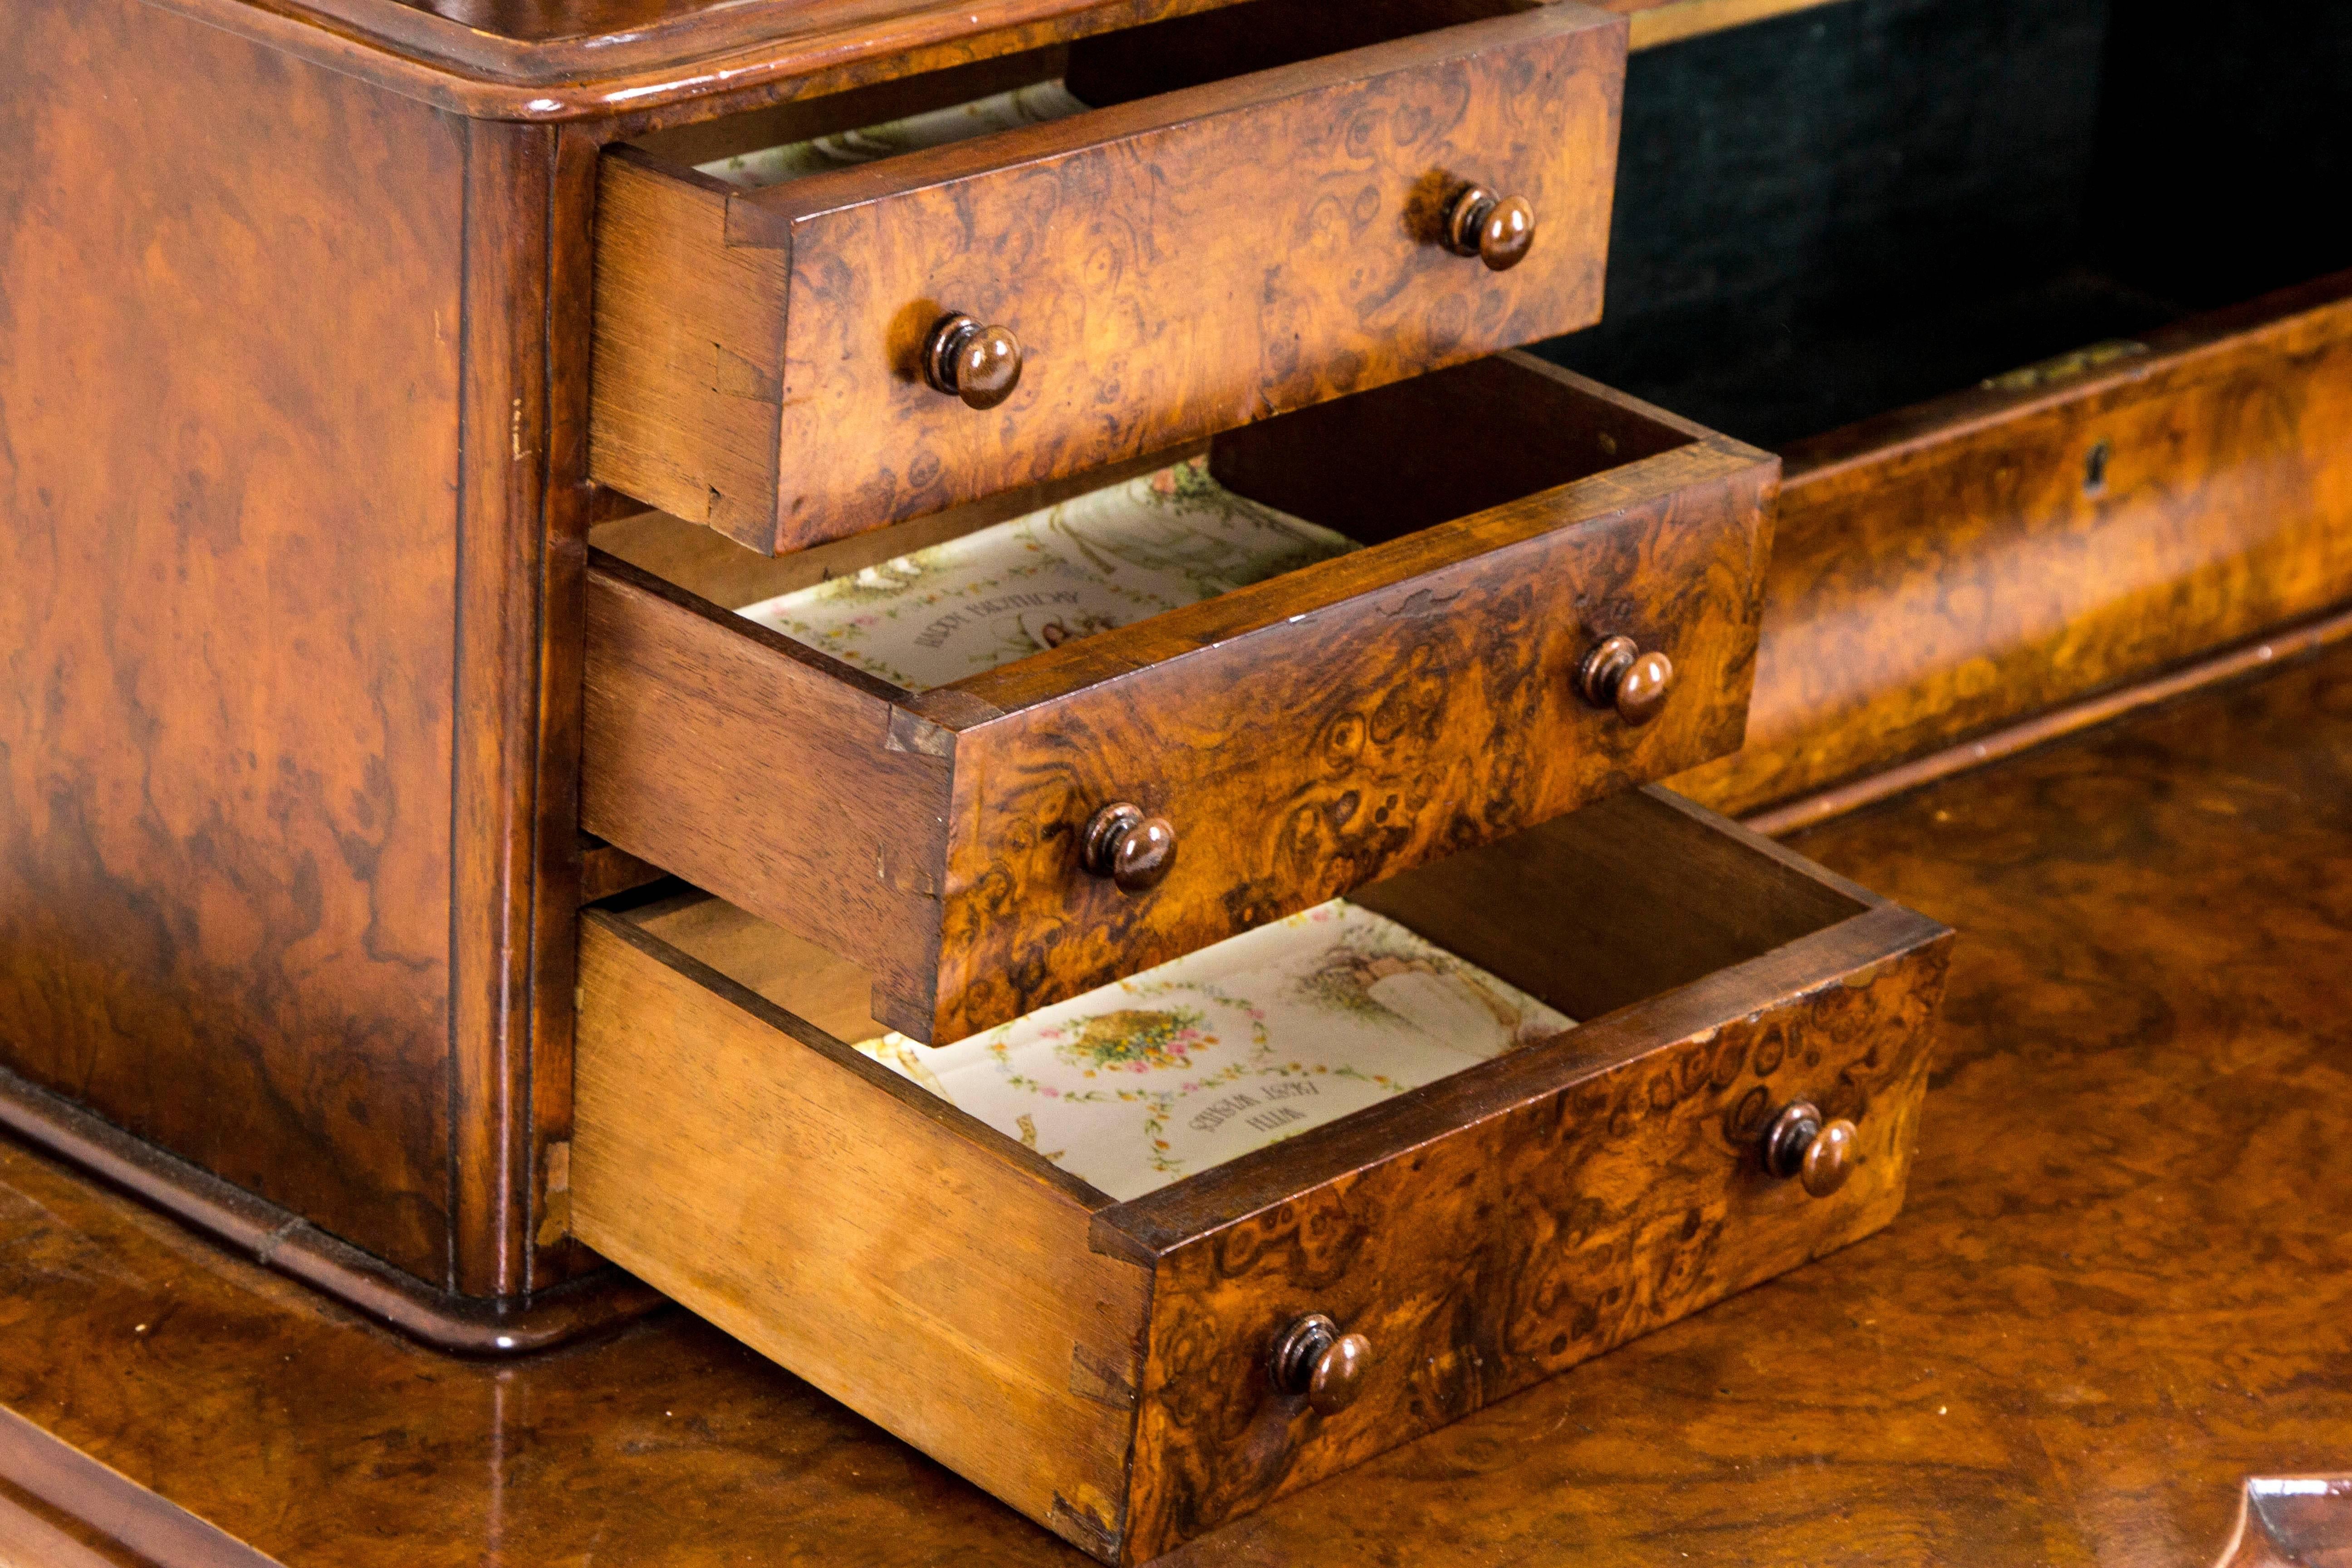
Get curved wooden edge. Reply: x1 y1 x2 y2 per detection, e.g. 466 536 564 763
1742 604 2352 839
132 0 1796 121
127 0 1247 120
1615 0 1847 51
0 1404 285 1568
0 1065 667 1357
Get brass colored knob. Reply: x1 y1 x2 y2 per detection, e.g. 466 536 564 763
1268 1313 1372 1416
1443 185 1536 271
922 311 1023 409
1080 802 1176 895
1763 1100 1859 1198
1578 635 1674 725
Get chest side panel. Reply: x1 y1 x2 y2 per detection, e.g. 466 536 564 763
0 0 466 1277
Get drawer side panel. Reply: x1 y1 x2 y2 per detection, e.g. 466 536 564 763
589 154 789 550
580 557 949 1030
571 915 1152 1557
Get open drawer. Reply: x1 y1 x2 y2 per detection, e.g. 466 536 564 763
588 0 1628 552
572 787 1953 1562
583 353 1778 1042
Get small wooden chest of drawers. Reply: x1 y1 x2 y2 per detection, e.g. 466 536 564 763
560 6 1950 1552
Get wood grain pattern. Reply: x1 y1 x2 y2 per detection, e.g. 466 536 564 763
451 114 561 1302
1670 272 2352 820
523 119 616 1293
130 0 1251 119
0 1404 284 1568
1744 603 2352 838
587 155 788 550
0 0 465 1281
571 787 1945 1561
934 431 1774 1041
1117 906 1947 1558
0 1058 666 1354
582 354 1773 1042
579 555 953 1033
570 912 1152 1558
0 634 2345 1568
589 3 1627 550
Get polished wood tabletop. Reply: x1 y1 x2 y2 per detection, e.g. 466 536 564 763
4 641 2350 1566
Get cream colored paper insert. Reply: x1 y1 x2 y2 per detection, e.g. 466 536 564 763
697 82 1092 190
853 901 1576 1201
735 456 1359 691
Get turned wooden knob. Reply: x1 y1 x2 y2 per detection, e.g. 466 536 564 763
1444 185 1536 271
1578 635 1674 725
1268 1313 1372 1416
1763 1101 1859 1198
922 311 1023 409
1080 802 1176 894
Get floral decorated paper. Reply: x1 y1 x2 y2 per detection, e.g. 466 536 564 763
735 456 1359 691
698 82 1091 190
850 901 1576 1200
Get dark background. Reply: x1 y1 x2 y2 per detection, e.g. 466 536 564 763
1534 0 2352 446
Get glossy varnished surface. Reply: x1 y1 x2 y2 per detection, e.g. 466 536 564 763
570 790 1943 1561
589 5 1626 550
1672 272 2352 822
0 0 464 1282
122 0 1838 122
5 641 2351 1563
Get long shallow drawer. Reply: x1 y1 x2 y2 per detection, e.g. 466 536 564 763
1541 4 2352 819
1674 270 2352 818
589 0 1628 553
583 353 1778 1042
571 787 1953 1562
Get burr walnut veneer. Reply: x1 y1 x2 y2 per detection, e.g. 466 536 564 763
588 0 1630 549
1676 271 2352 823
4 641 2350 1568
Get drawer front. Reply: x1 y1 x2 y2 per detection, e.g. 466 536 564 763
1111 874 1951 1554
569 911 1154 1554
1673 271 2352 821
930 443 1774 1040
572 789 1950 1563
590 3 1628 554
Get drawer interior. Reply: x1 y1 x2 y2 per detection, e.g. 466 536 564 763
591 353 1700 695
593 786 1870 1197
632 0 1558 178
1541 0 2352 447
